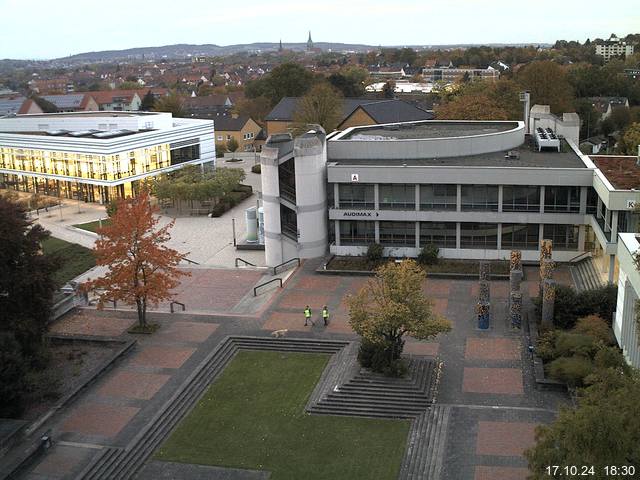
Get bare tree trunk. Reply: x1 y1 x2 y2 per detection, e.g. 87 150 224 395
136 298 144 328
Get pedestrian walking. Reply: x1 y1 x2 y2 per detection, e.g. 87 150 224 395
322 305 329 326
304 305 313 326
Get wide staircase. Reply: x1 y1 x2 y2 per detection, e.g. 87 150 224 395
570 256 604 292
308 358 440 418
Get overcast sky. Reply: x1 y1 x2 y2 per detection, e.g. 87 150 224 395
1 0 638 59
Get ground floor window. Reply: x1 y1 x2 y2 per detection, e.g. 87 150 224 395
501 224 539 250
460 223 498 249
419 222 456 248
379 221 415 247
543 224 579 250
340 220 375 246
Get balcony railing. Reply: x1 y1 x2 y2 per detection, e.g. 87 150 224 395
279 182 296 203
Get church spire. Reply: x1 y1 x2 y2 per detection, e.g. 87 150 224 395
307 31 313 51
279 39 283 52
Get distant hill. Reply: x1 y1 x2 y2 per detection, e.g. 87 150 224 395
51 41 551 63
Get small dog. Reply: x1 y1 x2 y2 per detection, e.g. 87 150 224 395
271 329 288 338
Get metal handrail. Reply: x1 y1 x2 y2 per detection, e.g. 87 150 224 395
170 301 185 313
254 278 283 296
182 257 200 265
235 257 256 267
273 257 300 275
568 251 592 263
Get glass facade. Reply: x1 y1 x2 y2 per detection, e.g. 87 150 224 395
280 205 297 240
543 224 579 250
379 184 415 210
586 187 598 215
544 186 580 213
461 185 498 211
0 144 172 182
419 222 456 248
502 186 540 212
380 221 415 247
338 184 374 209
340 220 375 245
502 223 539 250
420 184 457 210
460 223 498 249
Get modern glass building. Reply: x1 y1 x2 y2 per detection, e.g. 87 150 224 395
0 111 215 203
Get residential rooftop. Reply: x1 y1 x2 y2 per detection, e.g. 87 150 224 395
590 155 640 190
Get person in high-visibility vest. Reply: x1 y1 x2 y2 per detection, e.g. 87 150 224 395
304 305 312 326
322 305 329 326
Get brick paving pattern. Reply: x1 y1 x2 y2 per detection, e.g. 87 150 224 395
130 346 195 369
475 421 538 456
465 338 520 361
154 321 219 343
98 371 171 400
60 403 140 438
463 367 524 395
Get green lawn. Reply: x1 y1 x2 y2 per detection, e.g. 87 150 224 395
72 219 110 233
156 351 410 480
41 237 95 286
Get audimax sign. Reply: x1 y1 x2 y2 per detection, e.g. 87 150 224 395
342 211 379 217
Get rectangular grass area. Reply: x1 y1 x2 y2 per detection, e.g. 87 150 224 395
41 237 95 286
72 219 110 233
156 350 410 480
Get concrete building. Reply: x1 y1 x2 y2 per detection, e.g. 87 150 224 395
0 111 215 203
259 113 640 284
595 35 634 62
421 66 499 83
614 232 640 368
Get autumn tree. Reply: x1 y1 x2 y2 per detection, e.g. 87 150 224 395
139 90 156 111
292 82 343 133
347 260 451 375
618 122 640 155
245 62 315 106
226 136 239 153
153 90 185 117
436 93 510 120
525 370 640 479
84 188 189 330
233 96 272 125
516 60 575 114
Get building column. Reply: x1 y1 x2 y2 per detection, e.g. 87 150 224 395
333 183 339 208
579 186 588 215
611 210 619 241
456 222 461 249
538 222 545 246
605 208 612 233
415 184 420 212
539 186 545 214
374 184 379 210
497 223 502 250
498 185 503 213
578 224 586 251
597 196 603 219
609 255 615 284
375 221 380 243
456 184 462 212
415 221 420 249
335 220 341 247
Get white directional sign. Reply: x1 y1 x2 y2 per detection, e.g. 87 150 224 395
350 173 359 182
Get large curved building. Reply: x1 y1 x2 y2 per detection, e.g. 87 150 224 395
260 117 639 283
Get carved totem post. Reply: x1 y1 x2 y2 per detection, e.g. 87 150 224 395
477 261 491 329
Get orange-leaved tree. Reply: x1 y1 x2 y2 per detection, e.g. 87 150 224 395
84 187 189 329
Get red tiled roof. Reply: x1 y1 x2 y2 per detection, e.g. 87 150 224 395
591 155 640 190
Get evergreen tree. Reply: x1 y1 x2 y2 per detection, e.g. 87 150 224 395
139 89 156 111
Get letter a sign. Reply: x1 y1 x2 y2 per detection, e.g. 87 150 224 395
351 173 359 182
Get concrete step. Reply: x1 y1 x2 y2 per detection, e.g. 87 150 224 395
308 404 419 418
324 395 429 409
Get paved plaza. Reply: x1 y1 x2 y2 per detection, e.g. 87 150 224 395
19 258 572 479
